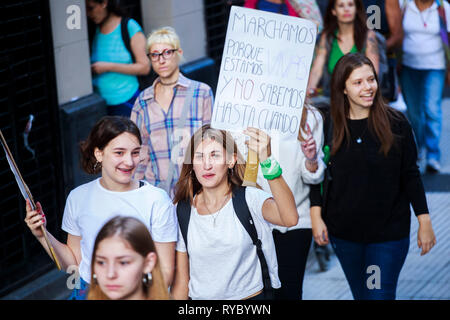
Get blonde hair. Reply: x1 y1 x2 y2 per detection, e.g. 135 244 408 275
146 26 182 59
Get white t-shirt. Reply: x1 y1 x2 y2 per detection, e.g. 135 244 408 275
176 187 281 300
62 178 178 283
257 107 325 231
402 0 450 70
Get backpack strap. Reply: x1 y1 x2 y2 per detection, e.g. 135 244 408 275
120 16 135 62
232 186 274 299
176 200 192 251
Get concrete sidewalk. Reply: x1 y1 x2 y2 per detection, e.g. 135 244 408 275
303 99 450 300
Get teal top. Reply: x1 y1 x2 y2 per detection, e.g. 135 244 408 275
91 18 142 105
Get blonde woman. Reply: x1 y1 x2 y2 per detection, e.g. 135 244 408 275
131 27 214 197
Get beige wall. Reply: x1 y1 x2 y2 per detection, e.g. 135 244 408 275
141 0 207 62
49 0 92 105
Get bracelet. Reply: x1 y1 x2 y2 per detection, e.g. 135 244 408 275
260 155 283 180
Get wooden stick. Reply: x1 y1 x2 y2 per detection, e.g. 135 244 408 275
0 130 61 270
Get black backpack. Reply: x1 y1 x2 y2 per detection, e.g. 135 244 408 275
176 186 274 299
120 17 158 91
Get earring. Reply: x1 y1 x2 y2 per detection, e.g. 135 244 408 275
142 272 152 287
94 160 101 171
93 273 98 284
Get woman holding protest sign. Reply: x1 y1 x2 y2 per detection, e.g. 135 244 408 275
88 216 169 300
307 0 379 98
171 124 298 300
309 53 436 300
24 116 177 299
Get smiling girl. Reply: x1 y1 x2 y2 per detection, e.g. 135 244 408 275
24 116 177 299
309 53 436 300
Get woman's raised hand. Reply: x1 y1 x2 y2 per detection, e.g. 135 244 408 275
301 123 317 161
24 199 46 239
244 127 271 162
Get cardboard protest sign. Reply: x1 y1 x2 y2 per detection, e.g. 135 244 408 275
211 6 317 185
211 6 317 138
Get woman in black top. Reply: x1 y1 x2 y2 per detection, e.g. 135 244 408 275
309 53 436 300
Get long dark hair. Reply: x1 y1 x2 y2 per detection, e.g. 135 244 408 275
173 125 246 205
87 216 169 300
89 0 125 17
79 116 142 174
322 0 367 52
330 53 399 156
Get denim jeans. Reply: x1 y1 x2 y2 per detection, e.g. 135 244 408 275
107 89 140 118
400 66 445 162
330 235 409 300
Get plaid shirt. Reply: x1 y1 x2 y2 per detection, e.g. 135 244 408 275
131 73 213 197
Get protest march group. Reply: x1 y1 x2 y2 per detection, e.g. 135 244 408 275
20 0 446 301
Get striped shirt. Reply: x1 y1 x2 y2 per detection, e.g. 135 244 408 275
131 73 213 197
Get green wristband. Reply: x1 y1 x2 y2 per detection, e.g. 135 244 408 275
260 156 283 180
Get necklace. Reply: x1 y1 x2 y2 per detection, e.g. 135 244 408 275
202 194 230 227
419 9 430 28
416 1 433 28
354 123 368 144
159 79 178 86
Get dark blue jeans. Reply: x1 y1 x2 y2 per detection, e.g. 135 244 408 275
107 89 140 118
330 235 409 300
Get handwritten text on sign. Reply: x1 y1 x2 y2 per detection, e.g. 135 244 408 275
211 6 317 137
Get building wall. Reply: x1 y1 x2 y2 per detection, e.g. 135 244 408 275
49 0 92 105
141 0 207 62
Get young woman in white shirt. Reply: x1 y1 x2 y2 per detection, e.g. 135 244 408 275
24 116 177 299
171 124 299 300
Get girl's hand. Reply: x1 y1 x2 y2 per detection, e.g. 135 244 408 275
244 127 271 162
91 62 111 74
301 123 317 161
311 210 329 246
417 214 436 256
24 199 46 239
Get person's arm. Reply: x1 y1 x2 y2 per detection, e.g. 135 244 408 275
300 111 325 183
384 0 403 52
244 128 298 227
25 200 81 271
154 242 175 287
307 33 328 95
91 32 150 76
399 117 436 255
171 251 190 299
310 205 329 246
365 30 379 75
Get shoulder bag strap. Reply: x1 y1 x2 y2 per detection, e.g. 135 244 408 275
232 186 274 299
176 200 191 251
436 0 450 63
120 16 135 62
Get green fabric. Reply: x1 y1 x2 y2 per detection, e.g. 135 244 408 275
327 31 359 75
260 157 283 180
